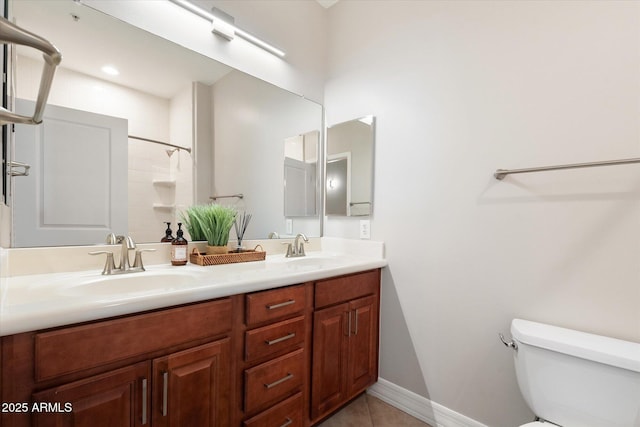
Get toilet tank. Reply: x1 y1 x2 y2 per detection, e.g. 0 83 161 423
510 319 640 427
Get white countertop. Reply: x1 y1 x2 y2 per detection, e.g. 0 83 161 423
0 250 387 336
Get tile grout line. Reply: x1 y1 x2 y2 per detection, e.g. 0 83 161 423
365 394 376 427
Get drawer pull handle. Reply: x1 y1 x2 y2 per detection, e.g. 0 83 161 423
280 417 293 427
264 373 294 389
354 309 359 335
345 311 352 337
162 371 169 416
141 378 148 425
266 299 296 310
265 333 296 346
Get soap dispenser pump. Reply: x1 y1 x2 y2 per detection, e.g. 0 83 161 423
161 222 174 242
171 223 188 266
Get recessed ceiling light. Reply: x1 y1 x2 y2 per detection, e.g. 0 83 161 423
101 65 119 76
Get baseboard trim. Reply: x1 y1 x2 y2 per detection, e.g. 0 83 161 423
367 378 488 427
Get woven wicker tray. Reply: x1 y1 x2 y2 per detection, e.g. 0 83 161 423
189 246 266 266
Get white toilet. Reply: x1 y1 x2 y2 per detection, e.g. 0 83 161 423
501 318 640 427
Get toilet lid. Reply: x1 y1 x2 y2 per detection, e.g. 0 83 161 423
520 423 547 427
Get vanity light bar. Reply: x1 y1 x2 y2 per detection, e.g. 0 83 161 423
169 0 286 58
234 28 285 58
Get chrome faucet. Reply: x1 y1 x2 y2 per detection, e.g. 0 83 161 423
117 235 136 271
294 233 308 255
284 233 309 258
90 234 155 275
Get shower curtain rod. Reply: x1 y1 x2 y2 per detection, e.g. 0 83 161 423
494 157 640 180
128 135 192 154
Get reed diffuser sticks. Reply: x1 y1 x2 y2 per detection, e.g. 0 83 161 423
234 212 252 251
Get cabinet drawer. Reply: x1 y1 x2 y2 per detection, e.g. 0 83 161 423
34 298 232 381
245 316 305 362
243 392 303 427
244 348 304 413
315 270 379 309
246 285 305 326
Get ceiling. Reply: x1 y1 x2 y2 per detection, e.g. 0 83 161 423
13 0 233 99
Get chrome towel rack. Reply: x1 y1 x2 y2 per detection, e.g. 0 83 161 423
494 157 640 180
0 17 61 125
7 160 30 176
210 194 244 201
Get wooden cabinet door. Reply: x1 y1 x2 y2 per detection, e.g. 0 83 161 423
152 338 231 427
32 362 150 427
311 293 379 422
310 303 349 420
347 295 378 397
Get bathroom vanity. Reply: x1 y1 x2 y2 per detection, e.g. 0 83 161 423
0 250 384 427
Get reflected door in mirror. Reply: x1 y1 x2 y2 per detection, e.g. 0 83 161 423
326 157 349 216
13 100 128 247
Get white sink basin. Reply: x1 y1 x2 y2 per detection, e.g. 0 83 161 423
61 270 201 296
285 255 343 270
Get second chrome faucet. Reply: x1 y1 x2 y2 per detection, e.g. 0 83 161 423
283 233 309 258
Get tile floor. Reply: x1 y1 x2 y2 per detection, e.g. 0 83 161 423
318 393 433 427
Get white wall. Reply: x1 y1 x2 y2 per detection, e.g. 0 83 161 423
325 1 640 426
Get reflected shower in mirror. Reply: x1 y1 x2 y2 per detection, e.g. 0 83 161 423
326 116 375 216
8 0 323 247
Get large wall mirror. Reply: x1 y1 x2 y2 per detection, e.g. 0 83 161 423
7 0 323 247
326 116 375 216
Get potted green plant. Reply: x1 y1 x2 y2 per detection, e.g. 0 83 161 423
181 204 237 254
180 205 207 242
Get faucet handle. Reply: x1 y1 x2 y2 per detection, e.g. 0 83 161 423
133 249 156 270
105 233 117 244
281 242 294 257
89 251 116 275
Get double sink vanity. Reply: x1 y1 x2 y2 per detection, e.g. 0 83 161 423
0 238 386 427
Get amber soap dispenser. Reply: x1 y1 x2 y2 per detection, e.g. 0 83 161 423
171 223 188 266
161 222 174 242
